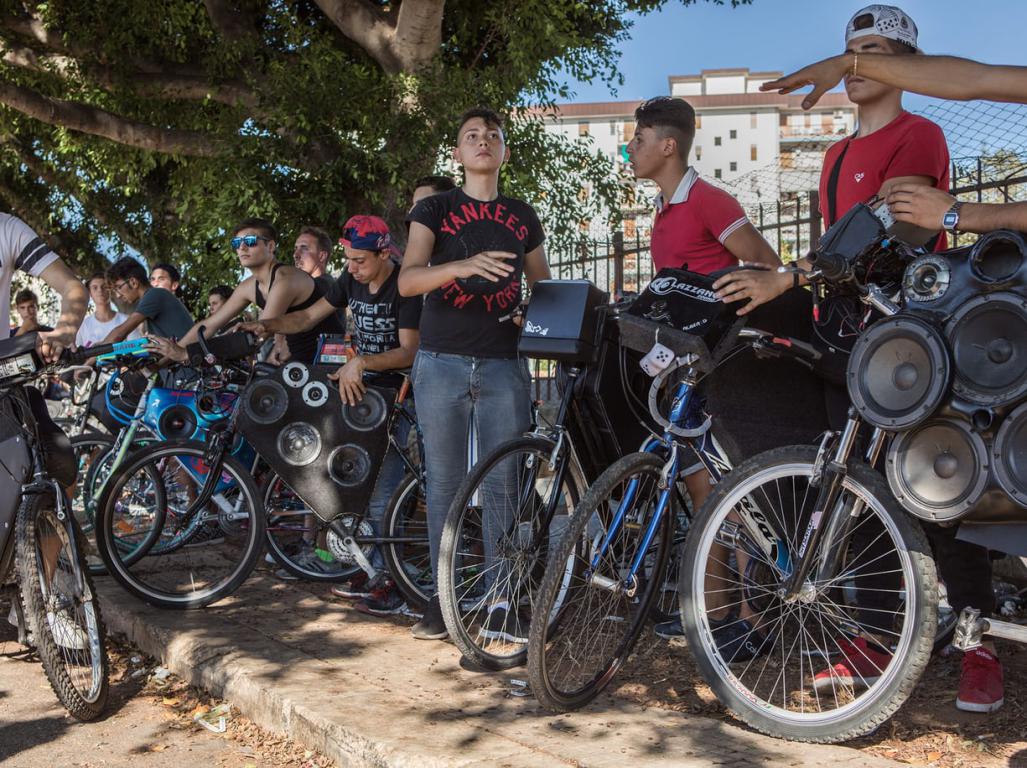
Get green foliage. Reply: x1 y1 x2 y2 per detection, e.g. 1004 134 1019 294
0 0 747 301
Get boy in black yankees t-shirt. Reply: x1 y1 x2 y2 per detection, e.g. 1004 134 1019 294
239 216 421 610
401 107 551 642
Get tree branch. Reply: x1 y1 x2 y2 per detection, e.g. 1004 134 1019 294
0 79 223 156
313 0 443 74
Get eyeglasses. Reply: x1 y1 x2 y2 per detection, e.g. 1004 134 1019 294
231 234 271 249
112 280 130 294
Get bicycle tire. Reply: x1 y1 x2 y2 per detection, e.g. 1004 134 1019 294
381 471 431 610
527 451 673 711
679 445 936 743
16 490 109 720
438 435 586 671
94 439 265 609
69 434 114 575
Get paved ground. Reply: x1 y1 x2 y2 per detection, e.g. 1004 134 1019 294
93 568 901 768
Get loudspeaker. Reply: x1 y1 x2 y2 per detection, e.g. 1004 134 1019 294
846 315 950 430
158 404 198 440
947 292 1027 408
886 417 990 522
519 280 609 364
971 230 1026 283
994 401 1027 506
237 363 395 523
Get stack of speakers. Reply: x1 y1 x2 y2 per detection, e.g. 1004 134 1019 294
237 361 395 523
845 230 1027 523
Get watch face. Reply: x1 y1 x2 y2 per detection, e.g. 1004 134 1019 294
943 212 958 228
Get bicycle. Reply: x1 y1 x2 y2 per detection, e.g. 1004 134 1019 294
526 284 822 711
0 331 117 720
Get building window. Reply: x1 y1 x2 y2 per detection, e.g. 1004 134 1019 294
729 129 737 140
714 168 722 179
750 112 757 129
751 144 758 161
696 114 702 129
714 136 722 146
695 145 702 161
578 123 590 137
729 161 737 172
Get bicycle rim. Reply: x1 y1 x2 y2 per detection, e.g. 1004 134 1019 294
382 472 431 608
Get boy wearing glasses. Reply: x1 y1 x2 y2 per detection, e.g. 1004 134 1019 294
400 108 550 641
102 256 194 343
151 218 342 364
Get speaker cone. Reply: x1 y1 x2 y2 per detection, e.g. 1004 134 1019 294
242 379 288 425
947 292 1027 407
276 422 322 467
886 417 990 522
342 389 388 432
302 381 329 408
282 362 309 388
970 230 1026 283
328 444 372 487
902 255 951 303
846 316 950 430
158 404 198 440
994 401 1027 505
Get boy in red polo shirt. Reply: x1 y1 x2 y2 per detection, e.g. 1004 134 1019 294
626 96 779 644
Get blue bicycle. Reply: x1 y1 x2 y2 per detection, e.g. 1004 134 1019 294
527 309 818 711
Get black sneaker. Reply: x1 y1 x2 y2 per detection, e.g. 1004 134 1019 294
654 616 685 640
712 617 772 663
330 571 373 600
411 595 448 640
478 605 528 644
356 579 405 616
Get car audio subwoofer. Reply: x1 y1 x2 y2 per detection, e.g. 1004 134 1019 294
971 230 1026 283
886 417 990 522
158 404 198 440
342 389 388 431
846 316 950 430
994 401 1027 505
237 363 395 522
947 292 1027 408
242 379 288 425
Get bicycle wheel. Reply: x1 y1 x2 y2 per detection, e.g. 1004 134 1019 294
680 445 937 743
527 451 674 711
16 490 109 720
648 498 690 624
381 471 431 609
438 436 586 670
95 440 265 609
69 434 113 574
263 472 362 582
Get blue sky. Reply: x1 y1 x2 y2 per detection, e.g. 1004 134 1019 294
562 0 1027 105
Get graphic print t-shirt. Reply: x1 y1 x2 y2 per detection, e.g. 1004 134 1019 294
324 265 422 356
407 188 545 358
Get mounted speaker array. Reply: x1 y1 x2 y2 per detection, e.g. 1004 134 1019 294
237 363 395 523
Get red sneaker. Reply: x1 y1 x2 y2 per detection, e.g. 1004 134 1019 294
956 647 1004 713
813 636 893 691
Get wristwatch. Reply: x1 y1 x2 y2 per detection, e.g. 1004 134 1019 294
942 201 963 232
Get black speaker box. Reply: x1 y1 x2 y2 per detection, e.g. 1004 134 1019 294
237 361 395 523
519 280 609 364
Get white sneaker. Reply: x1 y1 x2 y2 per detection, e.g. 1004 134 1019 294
46 610 89 650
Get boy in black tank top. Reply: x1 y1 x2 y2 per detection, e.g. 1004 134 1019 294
150 217 343 364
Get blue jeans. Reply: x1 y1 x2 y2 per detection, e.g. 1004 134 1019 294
412 351 532 591
366 400 415 572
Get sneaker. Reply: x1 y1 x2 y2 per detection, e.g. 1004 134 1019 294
711 617 772 663
478 605 528 644
411 595 448 640
183 523 225 548
330 571 373 600
956 647 1004 713
355 579 405 616
812 636 892 691
47 610 88 650
654 616 685 640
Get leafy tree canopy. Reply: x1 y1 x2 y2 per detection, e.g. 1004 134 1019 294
0 0 744 307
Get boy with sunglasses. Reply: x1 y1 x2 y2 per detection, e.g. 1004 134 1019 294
151 218 342 364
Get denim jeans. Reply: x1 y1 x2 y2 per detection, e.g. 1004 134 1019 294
412 351 532 591
366 400 416 572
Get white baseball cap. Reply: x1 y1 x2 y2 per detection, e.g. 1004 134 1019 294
845 5 920 51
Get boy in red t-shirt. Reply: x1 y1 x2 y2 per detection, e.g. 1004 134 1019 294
627 96 779 642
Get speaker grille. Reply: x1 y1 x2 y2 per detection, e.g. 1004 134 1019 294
242 379 288 425
948 292 1027 407
886 418 990 522
994 401 1027 505
328 445 372 487
342 389 388 432
158 404 197 440
276 422 322 466
846 316 950 430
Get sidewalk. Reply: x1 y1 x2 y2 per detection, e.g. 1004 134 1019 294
97 573 898 768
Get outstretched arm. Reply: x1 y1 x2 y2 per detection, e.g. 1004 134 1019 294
36 259 88 361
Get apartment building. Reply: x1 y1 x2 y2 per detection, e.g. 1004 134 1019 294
542 68 856 237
